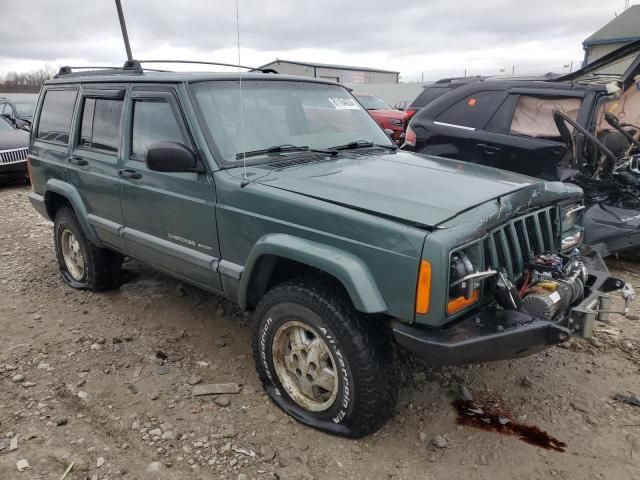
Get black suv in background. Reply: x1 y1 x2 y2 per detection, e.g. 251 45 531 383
0 97 35 130
404 40 640 256
404 76 485 122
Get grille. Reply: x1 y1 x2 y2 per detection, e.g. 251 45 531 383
0 148 28 165
484 206 559 280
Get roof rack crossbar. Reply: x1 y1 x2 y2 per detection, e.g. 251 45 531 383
137 60 277 73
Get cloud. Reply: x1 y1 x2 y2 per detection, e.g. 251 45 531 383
0 0 624 81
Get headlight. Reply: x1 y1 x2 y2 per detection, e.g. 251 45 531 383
387 118 403 127
448 251 480 315
447 246 496 315
561 204 585 250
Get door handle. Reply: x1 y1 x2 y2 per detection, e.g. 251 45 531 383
477 143 502 155
118 169 143 180
68 156 88 166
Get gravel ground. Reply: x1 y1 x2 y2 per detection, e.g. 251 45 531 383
1 183 639 480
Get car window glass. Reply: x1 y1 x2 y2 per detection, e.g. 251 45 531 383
131 99 187 159
411 87 450 108
36 89 78 145
510 96 581 138
80 98 95 148
78 98 123 153
485 95 517 133
0 117 13 131
435 91 506 129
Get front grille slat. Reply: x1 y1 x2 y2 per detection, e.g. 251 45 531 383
0 147 28 165
486 235 499 270
508 222 523 273
484 207 558 281
532 214 545 252
497 229 513 278
542 209 555 251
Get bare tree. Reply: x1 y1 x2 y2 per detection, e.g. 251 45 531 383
0 65 57 93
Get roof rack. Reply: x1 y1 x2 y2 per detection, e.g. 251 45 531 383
55 59 278 78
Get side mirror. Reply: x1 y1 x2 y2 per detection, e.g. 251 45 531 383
145 142 204 173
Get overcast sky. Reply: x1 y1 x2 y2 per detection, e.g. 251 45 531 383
0 0 630 82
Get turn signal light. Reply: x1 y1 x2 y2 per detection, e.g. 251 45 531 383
415 260 431 314
447 290 480 315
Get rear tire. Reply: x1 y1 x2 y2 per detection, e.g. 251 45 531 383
53 207 121 291
251 277 397 437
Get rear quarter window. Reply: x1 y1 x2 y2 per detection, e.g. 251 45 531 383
435 90 506 129
36 89 78 145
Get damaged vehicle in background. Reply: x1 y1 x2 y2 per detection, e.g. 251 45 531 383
405 39 640 256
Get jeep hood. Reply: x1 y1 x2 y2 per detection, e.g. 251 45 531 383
252 151 572 228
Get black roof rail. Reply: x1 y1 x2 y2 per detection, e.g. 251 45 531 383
137 59 278 73
54 59 278 78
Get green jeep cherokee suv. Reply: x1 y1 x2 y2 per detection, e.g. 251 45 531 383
27 64 625 437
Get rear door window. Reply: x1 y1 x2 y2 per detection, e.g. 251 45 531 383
36 89 78 145
78 98 124 153
510 95 582 138
435 90 507 129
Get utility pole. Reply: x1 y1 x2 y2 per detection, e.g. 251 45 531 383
421 72 424 82
512 65 515 75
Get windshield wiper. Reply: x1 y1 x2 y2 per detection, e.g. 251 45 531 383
329 140 397 151
235 144 338 160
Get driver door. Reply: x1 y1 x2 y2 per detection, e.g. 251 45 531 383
119 86 222 292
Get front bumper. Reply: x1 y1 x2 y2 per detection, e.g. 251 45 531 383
0 160 27 178
393 250 627 366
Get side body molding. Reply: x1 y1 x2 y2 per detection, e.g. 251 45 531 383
44 179 101 245
238 233 388 314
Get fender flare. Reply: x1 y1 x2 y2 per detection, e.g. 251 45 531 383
238 233 387 313
44 179 101 246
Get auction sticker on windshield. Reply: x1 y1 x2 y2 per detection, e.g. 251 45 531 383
328 97 361 110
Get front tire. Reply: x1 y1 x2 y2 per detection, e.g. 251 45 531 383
251 277 397 437
53 207 121 291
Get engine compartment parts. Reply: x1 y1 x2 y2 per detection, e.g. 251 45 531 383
493 253 586 320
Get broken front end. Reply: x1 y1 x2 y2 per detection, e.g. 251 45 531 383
394 191 630 366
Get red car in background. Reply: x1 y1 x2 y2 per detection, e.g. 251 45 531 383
353 92 406 144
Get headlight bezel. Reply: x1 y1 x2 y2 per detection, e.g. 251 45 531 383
446 242 485 316
561 203 585 251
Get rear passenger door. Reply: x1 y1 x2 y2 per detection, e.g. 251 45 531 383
418 90 507 159
467 90 585 179
67 85 127 250
119 86 222 292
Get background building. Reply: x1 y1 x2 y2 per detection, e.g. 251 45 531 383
258 59 399 84
583 5 640 74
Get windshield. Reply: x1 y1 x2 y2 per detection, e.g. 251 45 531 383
191 80 392 164
15 102 34 117
0 118 14 131
354 94 391 110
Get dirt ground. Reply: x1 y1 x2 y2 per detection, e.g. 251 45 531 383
0 183 639 480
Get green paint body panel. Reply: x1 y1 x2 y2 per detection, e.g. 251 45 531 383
28 73 585 328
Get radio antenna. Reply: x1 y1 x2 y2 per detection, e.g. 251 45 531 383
115 0 133 62
235 0 248 185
